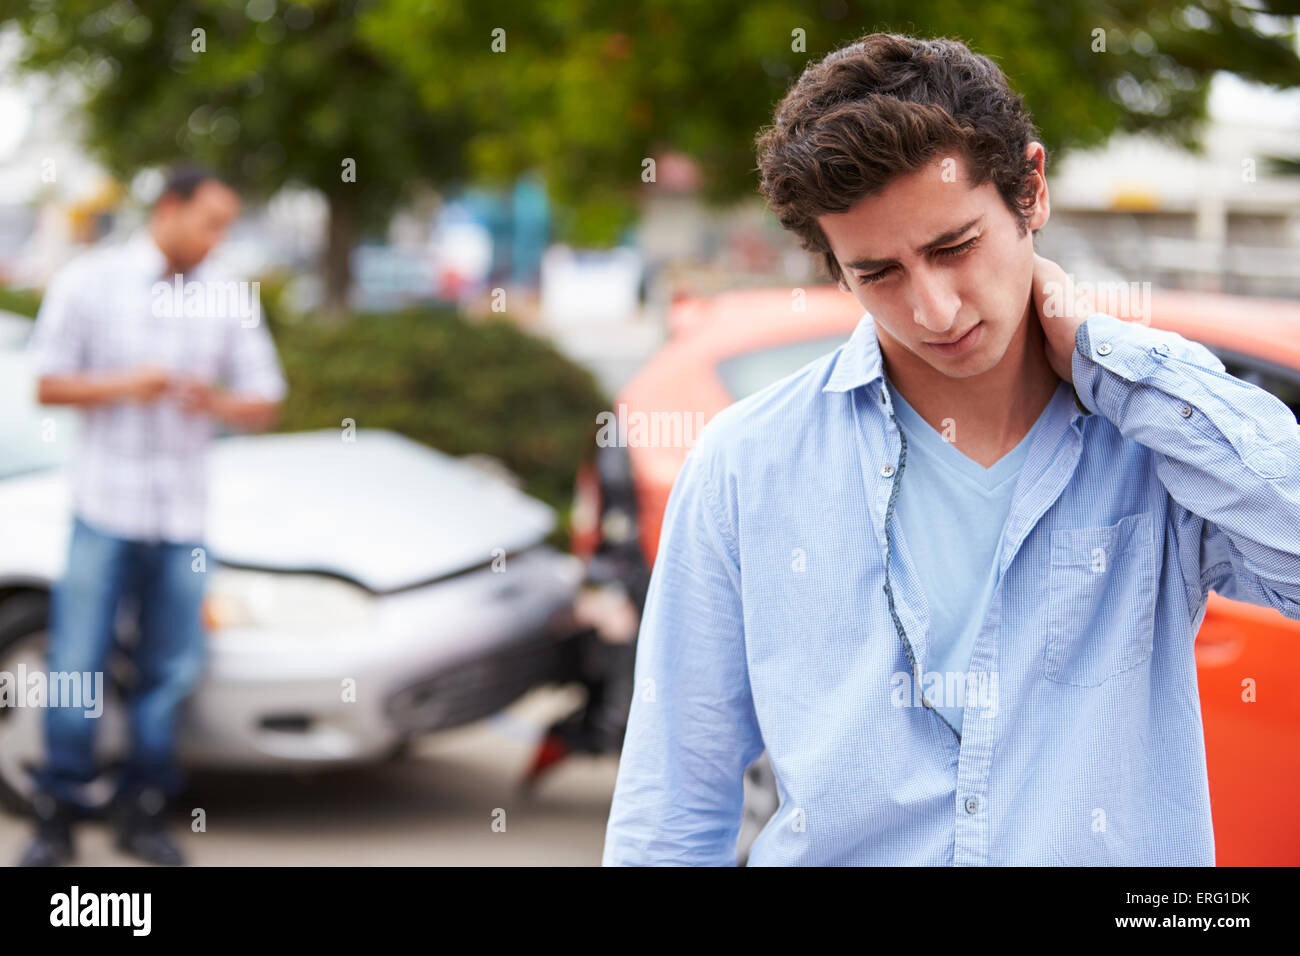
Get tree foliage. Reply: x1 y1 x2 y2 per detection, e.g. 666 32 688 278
1 0 472 312
364 0 1299 244
3 0 1296 280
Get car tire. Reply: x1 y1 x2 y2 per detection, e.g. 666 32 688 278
737 751 779 866
384 736 413 762
0 592 128 818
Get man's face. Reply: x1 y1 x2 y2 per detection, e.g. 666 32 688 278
156 180 241 272
816 146 1048 380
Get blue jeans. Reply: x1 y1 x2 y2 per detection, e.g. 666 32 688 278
35 515 209 809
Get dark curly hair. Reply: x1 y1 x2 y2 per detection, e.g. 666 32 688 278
754 32 1043 286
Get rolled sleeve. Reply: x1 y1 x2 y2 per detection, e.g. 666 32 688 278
26 262 89 377
223 318 287 402
1074 312 1300 620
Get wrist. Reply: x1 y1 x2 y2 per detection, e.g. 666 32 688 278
207 388 235 421
107 371 143 403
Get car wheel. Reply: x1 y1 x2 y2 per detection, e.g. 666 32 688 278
384 736 413 762
0 593 129 818
737 751 779 866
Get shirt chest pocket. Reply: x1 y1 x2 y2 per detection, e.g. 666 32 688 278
1044 511 1158 687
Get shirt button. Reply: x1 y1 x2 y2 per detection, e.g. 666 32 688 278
1180 403 1192 418
965 796 980 814
880 463 895 478
1096 343 1112 356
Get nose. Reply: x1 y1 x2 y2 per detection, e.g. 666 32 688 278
907 263 961 334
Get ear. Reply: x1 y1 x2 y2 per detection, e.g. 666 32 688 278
1024 141 1050 232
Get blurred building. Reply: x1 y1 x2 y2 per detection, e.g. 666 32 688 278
635 76 1300 313
1036 74 1300 297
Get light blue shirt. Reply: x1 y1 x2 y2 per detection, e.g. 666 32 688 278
602 311 1300 866
884 377 1052 735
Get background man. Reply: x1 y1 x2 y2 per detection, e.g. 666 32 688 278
19 165 287 866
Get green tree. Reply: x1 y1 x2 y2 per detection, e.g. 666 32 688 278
4 0 1296 297
0 0 476 316
362 0 1300 243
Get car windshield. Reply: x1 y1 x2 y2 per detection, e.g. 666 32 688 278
716 335 849 401
0 350 77 479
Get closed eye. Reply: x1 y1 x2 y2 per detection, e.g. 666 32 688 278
936 235 980 260
856 236 981 286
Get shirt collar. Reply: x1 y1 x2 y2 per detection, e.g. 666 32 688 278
822 312 885 394
822 310 1089 424
127 227 174 283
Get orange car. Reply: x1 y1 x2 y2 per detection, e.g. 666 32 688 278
568 284 1300 865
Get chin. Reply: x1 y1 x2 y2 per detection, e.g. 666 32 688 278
932 362 992 379
926 348 1002 378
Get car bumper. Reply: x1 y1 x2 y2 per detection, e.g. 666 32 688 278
177 546 584 769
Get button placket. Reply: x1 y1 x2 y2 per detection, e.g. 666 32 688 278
879 404 919 683
877 399 950 741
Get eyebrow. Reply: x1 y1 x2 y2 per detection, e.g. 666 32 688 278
844 215 984 273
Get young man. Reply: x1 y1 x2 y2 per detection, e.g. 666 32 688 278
602 33 1300 865
18 165 287 866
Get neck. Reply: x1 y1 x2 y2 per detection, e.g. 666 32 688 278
147 221 187 276
880 303 1060 461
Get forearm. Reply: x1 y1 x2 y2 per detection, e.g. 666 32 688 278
209 391 280 431
37 372 138 406
1072 312 1300 615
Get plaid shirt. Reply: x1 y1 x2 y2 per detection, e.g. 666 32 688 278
26 230 287 543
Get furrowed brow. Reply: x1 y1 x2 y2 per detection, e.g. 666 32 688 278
845 216 984 272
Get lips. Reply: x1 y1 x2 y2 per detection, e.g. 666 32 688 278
927 325 978 345
923 321 985 357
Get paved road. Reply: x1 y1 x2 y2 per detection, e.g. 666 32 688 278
0 686 620 866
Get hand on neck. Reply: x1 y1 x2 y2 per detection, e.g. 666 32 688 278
881 303 1060 465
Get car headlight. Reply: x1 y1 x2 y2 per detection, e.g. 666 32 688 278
201 567 375 634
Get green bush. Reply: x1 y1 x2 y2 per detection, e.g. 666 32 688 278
270 306 609 540
0 285 43 318
7 277 608 546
